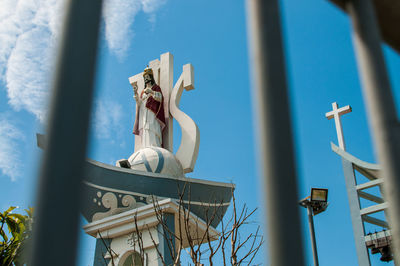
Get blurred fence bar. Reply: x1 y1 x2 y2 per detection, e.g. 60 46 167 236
31 0 103 265
246 0 305 265
347 0 400 263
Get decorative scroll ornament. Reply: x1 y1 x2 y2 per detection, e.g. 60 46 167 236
92 192 138 221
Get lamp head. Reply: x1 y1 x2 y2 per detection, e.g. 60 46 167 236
311 188 328 202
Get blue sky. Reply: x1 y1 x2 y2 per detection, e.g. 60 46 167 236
1 0 399 265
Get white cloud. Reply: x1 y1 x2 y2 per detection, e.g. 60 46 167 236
91 100 123 140
102 0 141 59
6 27 52 122
102 0 166 59
0 0 166 124
0 0 65 123
0 114 25 181
141 0 167 14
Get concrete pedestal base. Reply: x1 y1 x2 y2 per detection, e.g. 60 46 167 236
84 198 218 265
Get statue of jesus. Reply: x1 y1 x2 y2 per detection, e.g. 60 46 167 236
132 67 166 148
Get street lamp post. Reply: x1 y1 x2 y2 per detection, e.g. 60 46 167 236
299 188 329 266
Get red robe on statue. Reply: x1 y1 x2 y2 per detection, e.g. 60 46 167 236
133 84 166 137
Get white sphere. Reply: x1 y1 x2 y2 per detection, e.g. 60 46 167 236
128 147 184 178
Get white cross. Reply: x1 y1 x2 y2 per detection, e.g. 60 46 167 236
325 102 352 150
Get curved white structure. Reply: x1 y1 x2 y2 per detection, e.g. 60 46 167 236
169 64 200 173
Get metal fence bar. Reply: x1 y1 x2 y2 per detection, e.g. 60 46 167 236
246 0 305 265
30 0 103 265
347 0 400 263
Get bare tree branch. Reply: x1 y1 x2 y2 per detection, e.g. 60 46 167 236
98 231 117 266
145 224 166 265
124 186 263 265
133 213 145 265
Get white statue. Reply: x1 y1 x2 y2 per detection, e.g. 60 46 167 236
118 53 199 176
132 67 166 148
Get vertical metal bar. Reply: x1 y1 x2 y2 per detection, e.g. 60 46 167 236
246 1 305 265
347 0 400 263
341 159 371 265
31 0 103 265
307 206 319 266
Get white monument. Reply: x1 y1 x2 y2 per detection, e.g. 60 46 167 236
117 52 200 177
82 53 232 266
325 102 352 150
326 102 392 264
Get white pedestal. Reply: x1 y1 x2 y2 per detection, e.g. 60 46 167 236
84 198 219 265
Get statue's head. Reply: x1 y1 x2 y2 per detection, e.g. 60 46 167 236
143 67 155 86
